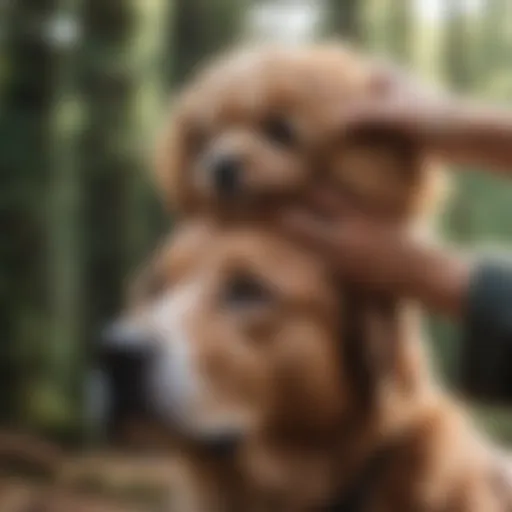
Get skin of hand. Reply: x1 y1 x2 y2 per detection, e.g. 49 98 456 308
279 189 472 319
344 66 512 173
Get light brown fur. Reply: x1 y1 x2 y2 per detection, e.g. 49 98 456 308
154 44 445 222
125 223 512 511
122 43 511 511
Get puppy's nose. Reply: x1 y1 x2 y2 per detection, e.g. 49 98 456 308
98 322 155 431
204 431 242 458
212 155 241 197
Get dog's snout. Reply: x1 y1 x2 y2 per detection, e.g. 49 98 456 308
212 155 242 197
98 322 155 431
100 321 151 352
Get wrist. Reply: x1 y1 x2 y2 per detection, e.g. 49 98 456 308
398 242 471 318
339 223 471 318
422 96 469 154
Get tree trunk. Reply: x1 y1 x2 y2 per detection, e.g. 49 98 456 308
171 0 247 87
1 0 60 429
480 0 509 79
123 0 172 271
79 0 137 353
45 0 86 437
80 0 172 415
324 0 362 43
444 0 471 90
386 0 413 64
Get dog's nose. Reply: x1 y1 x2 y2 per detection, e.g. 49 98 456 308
100 324 154 375
212 155 241 197
98 322 155 432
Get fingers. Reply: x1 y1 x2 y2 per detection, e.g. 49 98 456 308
366 61 406 97
343 64 446 136
343 99 413 132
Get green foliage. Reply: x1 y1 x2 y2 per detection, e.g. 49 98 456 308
472 405 512 446
172 0 248 85
324 0 362 43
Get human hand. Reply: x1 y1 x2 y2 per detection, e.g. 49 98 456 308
279 188 407 290
279 187 470 318
344 64 455 151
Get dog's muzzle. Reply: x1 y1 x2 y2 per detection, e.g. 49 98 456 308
87 322 156 439
211 154 242 198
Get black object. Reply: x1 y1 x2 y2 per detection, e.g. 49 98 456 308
212 155 241 197
98 324 155 435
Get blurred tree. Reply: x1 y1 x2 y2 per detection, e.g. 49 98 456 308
323 0 363 43
0 0 59 427
44 0 86 435
125 1 171 270
386 0 413 64
171 0 247 86
442 0 474 242
79 0 169 402
443 0 471 90
479 0 508 79
363 0 392 54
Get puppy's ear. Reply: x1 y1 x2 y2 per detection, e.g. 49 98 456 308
153 106 198 214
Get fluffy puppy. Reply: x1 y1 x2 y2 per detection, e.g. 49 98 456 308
101 222 512 512
154 44 445 222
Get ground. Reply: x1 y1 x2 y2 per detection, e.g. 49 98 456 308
0 431 177 511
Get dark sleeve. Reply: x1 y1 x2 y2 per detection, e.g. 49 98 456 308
460 260 512 402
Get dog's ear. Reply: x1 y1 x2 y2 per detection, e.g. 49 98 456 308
153 112 184 212
153 104 201 214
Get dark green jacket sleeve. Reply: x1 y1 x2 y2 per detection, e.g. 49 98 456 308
460 261 512 402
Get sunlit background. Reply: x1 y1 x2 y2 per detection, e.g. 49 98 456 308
2 0 512 508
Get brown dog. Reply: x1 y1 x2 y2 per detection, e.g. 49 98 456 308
154 44 444 223
116 42 512 511
102 221 512 511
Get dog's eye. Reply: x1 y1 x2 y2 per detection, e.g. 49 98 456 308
262 117 297 148
222 274 273 309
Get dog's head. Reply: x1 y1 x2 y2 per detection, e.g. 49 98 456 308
98 221 431 453
155 44 445 221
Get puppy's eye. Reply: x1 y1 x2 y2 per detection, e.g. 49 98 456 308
221 274 273 309
262 117 297 148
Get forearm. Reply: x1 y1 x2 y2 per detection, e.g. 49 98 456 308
430 102 512 174
387 241 471 318
337 225 471 319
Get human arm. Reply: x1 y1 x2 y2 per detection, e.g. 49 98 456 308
347 68 512 174
280 190 512 401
